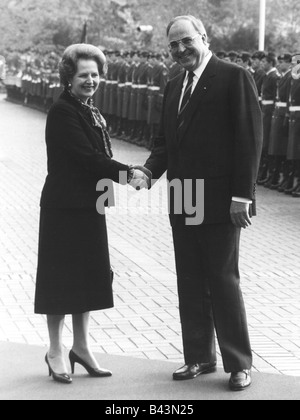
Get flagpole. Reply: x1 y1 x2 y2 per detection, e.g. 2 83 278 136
259 0 266 50
81 20 88 44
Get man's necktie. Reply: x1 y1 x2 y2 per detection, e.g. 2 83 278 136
178 71 195 130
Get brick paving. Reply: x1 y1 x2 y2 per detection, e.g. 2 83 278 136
1 94 300 376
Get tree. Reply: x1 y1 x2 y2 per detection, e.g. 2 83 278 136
265 0 300 51
1 0 300 54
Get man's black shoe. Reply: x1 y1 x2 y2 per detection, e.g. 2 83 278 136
278 179 290 192
270 183 281 190
257 176 269 186
292 184 300 197
229 370 252 391
173 363 217 381
285 183 298 195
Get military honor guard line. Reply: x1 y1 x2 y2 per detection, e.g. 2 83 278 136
3 47 300 197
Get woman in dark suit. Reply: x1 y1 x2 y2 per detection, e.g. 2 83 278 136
35 44 147 384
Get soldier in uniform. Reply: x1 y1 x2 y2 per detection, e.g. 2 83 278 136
34 69 43 109
21 61 31 105
100 50 113 125
105 51 118 133
128 51 141 142
93 49 107 114
122 51 137 140
257 52 280 185
228 50 238 63
286 54 300 197
116 51 129 138
135 51 151 147
48 70 62 106
163 51 173 71
251 51 266 105
168 59 184 80
44 67 54 112
216 51 228 60
108 51 121 135
164 50 183 80
267 54 293 190
52 70 63 103
237 52 252 72
147 52 169 149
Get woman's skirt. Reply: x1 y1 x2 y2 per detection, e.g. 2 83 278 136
35 208 114 315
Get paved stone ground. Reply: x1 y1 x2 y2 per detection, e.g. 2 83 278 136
1 94 300 376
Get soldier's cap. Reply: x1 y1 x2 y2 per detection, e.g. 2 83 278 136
114 50 121 56
216 51 227 59
147 52 159 59
278 53 292 62
252 51 266 60
130 51 138 57
140 51 150 58
228 50 238 58
240 51 251 61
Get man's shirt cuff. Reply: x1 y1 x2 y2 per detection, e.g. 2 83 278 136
232 197 253 204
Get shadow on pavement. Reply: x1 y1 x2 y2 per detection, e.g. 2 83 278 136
0 342 299 401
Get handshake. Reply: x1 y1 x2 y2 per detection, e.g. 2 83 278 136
128 166 152 191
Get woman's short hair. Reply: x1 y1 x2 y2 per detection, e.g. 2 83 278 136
59 44 107 87
166 15 207 37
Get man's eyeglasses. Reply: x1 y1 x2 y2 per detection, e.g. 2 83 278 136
168 33 201 52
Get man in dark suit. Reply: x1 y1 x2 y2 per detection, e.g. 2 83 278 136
137 15 263 391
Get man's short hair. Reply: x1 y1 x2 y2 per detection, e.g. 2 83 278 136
166 15 207 37
265 52 277 67
240 52 252 64
252 51 266 60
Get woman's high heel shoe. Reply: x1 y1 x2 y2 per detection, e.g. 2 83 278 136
45 354 72 385
69 350 112 378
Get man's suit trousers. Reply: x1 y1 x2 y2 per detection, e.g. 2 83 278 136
172 222 252 373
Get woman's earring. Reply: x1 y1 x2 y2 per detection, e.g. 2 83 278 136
68 83 72 90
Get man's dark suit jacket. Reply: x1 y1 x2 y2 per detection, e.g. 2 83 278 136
40 91 129 209
144 55 263 225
